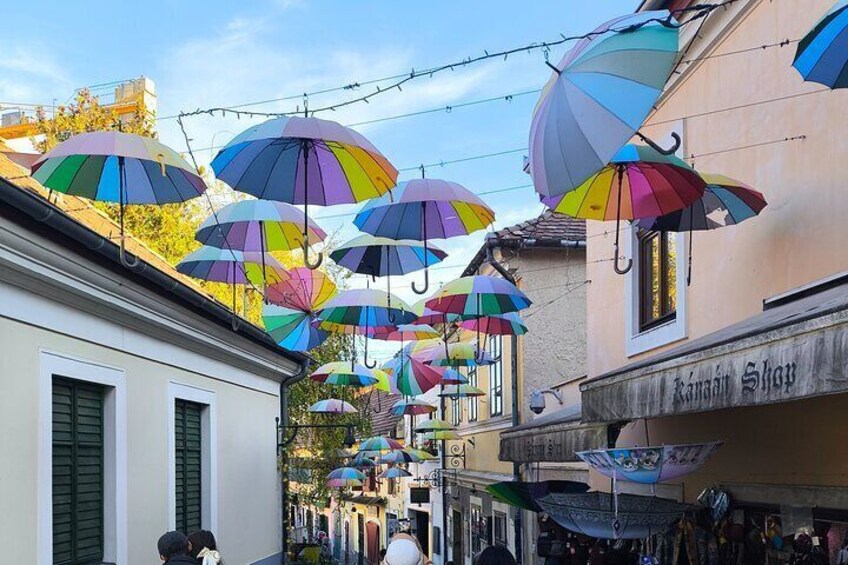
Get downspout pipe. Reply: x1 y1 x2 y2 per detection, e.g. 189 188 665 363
280 361 311 564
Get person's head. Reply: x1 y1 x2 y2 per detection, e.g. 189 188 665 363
187 530 217 558
158 531 190 561
474 545 517 565
385 533 425 565
380 548 387 559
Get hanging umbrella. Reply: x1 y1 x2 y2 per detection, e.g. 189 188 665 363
31 131 207 267
316 289 417 368
262 267 337 352
439 384 486 398
378 467 413 480
439 368 468 385
380 449 420 464
536 491 691 539
528 11 680 198
267 266 338 310
308 399 358 414
793 1 848 88
407 448 437 461
371 324 441 342
211 115 398 269
373 364 402 394
543 144 706 274
330 234 447 310
263 304 328 352
354 178 495 294
350 453 378 468
326 467 366 488
385 356 445 396
486 480 591 512
310 362 382 388
576 442 723 485
411 298 460 326
421 430 462 441
425 341 496 367
427 276 532 317
414 419 456 433
390 399 437 416
358 436 405 452
634 173 767 284
459 312 528 336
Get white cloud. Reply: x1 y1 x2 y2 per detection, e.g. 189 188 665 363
0 42 73 106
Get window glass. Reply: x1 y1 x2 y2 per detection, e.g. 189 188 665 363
467 367 478 422
488 336 503 416
638 230 677 331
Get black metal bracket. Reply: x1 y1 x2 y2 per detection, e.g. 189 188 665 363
446 442 471 469
420 468 458 489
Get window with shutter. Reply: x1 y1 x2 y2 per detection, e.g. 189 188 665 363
175 399 203 534
52 377 105 565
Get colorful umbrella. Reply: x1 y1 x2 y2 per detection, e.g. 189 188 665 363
390 399 437 416
425 341 496 367
529 11 680 198
308 398 358 414
371 324 441 342
414 419 456 432
439 384 486 398
407 448 437 462
266 266 338 311
310 362 382 388
380 450 420 464
439 368 468 385
459 312 528 336
411 298 460 327
354 178 495 294
358 436 405 452
262 267 337 352
486 480 591 512
378 467 413 480
350 453 378 468
31 131 207 267
793 1 848 88
263 303 328 352
426 276 532 317
384 356 445 396
543 144 706 274
373 365 401 395
211 115 397 269
326 467 366 488
576 442 723 485
634 173 767 284
421 430 462 441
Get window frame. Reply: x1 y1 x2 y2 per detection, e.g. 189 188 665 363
637 230 678 332
488 335 504 417
174 398 204 535
450 395 461 426
467 367 478 422
493 511 508 547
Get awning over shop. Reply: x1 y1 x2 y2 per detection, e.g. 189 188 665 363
499 404 609 463
582 274 848 423
339 495 386 507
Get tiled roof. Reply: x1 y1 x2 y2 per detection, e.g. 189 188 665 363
369 392 402 437
490 210 586 243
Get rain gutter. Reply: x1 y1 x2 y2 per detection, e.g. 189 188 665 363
280 361 310 564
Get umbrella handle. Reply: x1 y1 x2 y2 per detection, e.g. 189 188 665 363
613 168 633 275
411 268 430 295
412 208 430 295
119 235 141 269
117 165 140 269
363 333 377 369
636 132 681 156
302 237 324 270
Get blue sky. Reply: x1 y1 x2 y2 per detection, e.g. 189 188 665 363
3 0 636 357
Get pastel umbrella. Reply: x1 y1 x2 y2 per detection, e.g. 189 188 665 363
378 467 413 480
439 368 467 385
390 399 437 416
373 365 401 394
528 11 680 198
414 419 456 432
426 276 532 317
425 341 496 368
576 442 723 485
326 467 366 488
380 450 420 464
354 178 495 294
350 453 377 468
407 448 437 461
411 298 460 327
793 1 848 88
31 131 207 267
310 362 382 388
383 356 444 396
486 480 591 512
262 268 337 352
459 312 528 336
371 324 441 342
308 398 358 414
634 173 767 284
211 115 398 269
421 430 462 441
543 144 706 274
330 234 447 311
439 384 486 398
358 436 405 452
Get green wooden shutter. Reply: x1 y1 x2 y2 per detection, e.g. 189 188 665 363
175 399 203 533
52 377 104 565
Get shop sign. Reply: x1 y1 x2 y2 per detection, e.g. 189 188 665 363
499 421 608 463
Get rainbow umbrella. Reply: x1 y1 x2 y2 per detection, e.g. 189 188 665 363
529 11 680 197
793 1 848 88
421 430 462 441
373 364 401 394
310 362 382 388
543 144 705 274
262 267 337 352
326 467 366 488
459 312 528 336
439 368 467 385
31 131 206 267
350 453 378 468
371 324 441 342
381 355 444 396
486 480 591 513
211 115 397 269
425 341 496 368
380 449 421 464
308 398 357 414
414 419 456 432
378 467 412 480
439 384 486 398
390 399 437 416
635 173 767 284
354 178 495 294
426 276 532 317
358 436 405 452
411 298 460 327
576 442 723 485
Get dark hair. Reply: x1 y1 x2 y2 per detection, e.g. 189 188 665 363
188 530 218 559
158 531 190 559
474 545 517 565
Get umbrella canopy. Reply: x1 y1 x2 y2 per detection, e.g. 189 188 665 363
195 199 326 252
411 298 460 326
793 1 848 88
350 453 378 468
266 267 337 310
486 480 591 512
358 436 405 452
262 268 336 352
421 430 462 441
370 324 441 342
426 276 532 317
308 398 358 414
378 467 413 480
635 173 767 232
407 448 437 461
439 368 468 385
414 419 456 432
425 341 496 367
330 234 447 276
383 355 445 396
390 399 437 416
439 384 486 398
536 491 690 539
176 246 288 285
326 467 366 488
372 366 401 394
379 450 420 464
310 362 382 388
211 115 397 269
316 289 417 330
459 312 528 336
576 442 723 484
529 11 679 197
263 303 329 352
